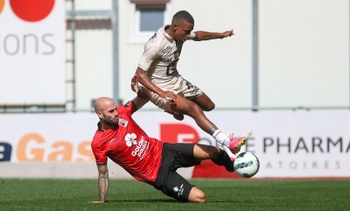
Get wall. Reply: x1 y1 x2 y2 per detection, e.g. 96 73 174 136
1 110 349 179
118 0 253 108
259 0 349 107
117 0 349 109
1 0 348 109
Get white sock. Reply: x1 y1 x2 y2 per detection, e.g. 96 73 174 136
213 130 230 147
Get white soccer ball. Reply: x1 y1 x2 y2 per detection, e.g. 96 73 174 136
234 152 260 178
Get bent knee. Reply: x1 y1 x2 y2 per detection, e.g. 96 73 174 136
202 102 215 111
208 147 221 159
195 144 220 159
184 103 204 117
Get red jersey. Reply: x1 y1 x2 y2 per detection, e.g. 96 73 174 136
91 101 164 184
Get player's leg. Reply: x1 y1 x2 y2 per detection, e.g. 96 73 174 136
149 89 246 154
177 78 246 154
181 78 215 111
191 91 215 111
154 143 206 202
134 84 184 120
193 144 234 172
168 143 206 202
164 109 184 121
148 85 216 133
171 95 246 154
170 94 215 132
164 172 206 202
154 165 205 202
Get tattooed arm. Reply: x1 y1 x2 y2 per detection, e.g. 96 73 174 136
90 164 109 203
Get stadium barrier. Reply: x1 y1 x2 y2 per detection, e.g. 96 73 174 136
1 110 349 179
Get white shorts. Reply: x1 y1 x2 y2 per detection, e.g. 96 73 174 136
149 77 203 111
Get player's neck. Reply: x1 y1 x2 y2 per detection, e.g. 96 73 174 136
165 25 175 40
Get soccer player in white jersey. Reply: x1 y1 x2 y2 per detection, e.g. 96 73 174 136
134 10 245 154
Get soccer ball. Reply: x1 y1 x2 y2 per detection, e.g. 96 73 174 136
233 152 260 178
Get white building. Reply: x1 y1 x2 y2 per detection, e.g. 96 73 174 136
64 0 349 111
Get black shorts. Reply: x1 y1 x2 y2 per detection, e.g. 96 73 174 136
153 143 200 202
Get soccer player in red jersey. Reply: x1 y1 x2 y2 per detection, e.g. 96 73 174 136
90 86 235 203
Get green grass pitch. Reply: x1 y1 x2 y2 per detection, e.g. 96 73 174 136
0 178 349 210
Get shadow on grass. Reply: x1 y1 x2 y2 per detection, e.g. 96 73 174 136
104 199 257 204
104 199 176 203
209 199 257 204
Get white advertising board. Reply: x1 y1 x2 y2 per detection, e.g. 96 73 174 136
0 110 349 179
0 0 65 104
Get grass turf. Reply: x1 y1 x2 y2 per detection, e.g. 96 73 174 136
0 178 349 210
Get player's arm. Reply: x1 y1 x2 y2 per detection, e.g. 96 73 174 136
131 74 150 100
132 73 183 120
191 30 234 41
130 74 150 111
90 163 109 203
135 67 177 102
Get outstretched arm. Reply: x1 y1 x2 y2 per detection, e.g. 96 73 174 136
90 164 109 203
191 30 234 41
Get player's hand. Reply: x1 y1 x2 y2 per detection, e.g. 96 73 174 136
88 200 105 204
223 30 234 38
131 74 139 92
161 91 177 103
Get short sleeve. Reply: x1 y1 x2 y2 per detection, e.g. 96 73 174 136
92 147 108 165
91 134 108 165
188 31 196 40
138 45 160 71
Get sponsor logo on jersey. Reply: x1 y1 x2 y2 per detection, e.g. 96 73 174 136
118 119 128 127
124 133 137 147
124 133 150 160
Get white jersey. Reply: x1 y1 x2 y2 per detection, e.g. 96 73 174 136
138 26 202 110
138 26 189 92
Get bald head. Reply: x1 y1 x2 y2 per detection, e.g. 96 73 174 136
94 97 116 113
94 97 119 129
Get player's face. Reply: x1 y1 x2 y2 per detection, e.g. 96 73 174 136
101 106 119 126
173 21 193 42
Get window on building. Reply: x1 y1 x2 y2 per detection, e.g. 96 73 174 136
139 9 164 31
130 0 169 36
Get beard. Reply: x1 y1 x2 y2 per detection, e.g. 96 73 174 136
103 116 119 126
